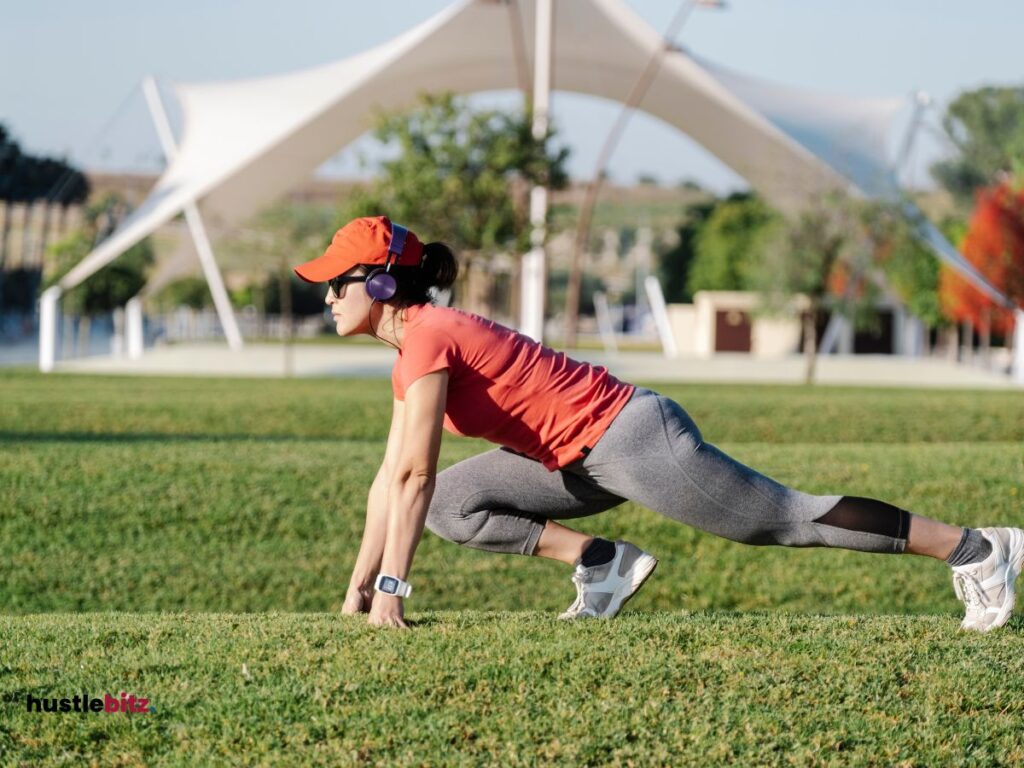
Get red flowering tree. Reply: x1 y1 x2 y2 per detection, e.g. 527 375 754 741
940 180 1024 335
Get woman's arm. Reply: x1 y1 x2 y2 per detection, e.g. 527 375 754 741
370 370 448 628
342 398 405 614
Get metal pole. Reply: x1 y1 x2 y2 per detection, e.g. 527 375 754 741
563 0 723 348
519 0 553 343
142 76 244 351
593 291 618 354
126 296 144 359
644 275 679 358
39 285 60 372
894 90 931 187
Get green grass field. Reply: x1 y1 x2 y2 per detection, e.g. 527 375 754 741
2 370 1023 766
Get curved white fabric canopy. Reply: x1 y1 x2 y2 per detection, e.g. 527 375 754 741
60 0 1007 305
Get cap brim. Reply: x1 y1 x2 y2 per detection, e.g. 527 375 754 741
292 251 355 283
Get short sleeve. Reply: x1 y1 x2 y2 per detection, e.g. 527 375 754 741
395 330 456 399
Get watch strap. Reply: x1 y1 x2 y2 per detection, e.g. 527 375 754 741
374 573 412 598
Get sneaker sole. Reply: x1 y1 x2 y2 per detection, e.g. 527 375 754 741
984 530 1024 631
604 553 658 618
960 528 1024 632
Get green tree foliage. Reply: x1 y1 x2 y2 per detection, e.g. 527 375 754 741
861 202 944 329
220 202 337 316
340 92 570 254
749 192 870 383
0 123 89 204
149 277 212 312
657 199 716 303
751 199 852 309
931 86 1024 209
685 193 779 296
45 194 153 316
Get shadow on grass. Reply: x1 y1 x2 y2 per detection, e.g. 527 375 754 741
0 431 382 445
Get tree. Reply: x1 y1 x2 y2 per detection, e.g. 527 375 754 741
861 201 944 330
931 86 1024 210
657 198 716 303
220 201 337 350
0 124 90 204
221 202 335 291
1 122 90 315
340 92 570 313
748 192 871 384
46 193 154 317
939 178 1024 339
149 277 213 312
685 193 779 297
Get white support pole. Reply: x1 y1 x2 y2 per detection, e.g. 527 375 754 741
819 312 842 356
644 275 678 359
593 291 618 354
39 286 60 372
1013 309 1024 387
142 76 244 351
634 227 654 320
126 297 144 359
519 0 553 343
894 91 931 186
181 205 244 350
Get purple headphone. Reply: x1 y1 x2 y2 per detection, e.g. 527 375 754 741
364 222 411 302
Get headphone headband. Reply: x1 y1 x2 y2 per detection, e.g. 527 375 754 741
388 223 409 266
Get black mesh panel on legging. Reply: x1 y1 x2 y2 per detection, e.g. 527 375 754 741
812 496 911 540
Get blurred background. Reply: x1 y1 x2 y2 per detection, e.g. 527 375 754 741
1 0 1022 385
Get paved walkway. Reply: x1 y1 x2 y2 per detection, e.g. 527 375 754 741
25 341 1020 389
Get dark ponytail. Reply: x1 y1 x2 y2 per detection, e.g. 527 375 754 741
365 240 459 307
420 242 458 292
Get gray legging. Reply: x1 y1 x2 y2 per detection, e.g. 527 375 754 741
425 387 909 556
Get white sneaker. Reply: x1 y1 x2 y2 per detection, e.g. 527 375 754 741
951 527 1024 632
558 540 658 620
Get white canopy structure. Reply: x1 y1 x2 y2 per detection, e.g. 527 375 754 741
42 0 1020 381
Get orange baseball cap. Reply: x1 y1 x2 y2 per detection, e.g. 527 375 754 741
293 216 424 283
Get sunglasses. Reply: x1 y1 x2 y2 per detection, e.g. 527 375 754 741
328 274 367 297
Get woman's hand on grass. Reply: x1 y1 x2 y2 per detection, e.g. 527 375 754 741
367 594 408 629
341 582 374 615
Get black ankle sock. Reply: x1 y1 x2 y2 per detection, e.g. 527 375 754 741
946 528 992 567
580 537 616 567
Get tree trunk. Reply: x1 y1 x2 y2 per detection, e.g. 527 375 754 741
38 202 53 268
278 261 293 378
0 200 11 270
62 313 74 360
77 315 91 357
980 308 992 368
803 305 818 385
961 320 973 363
0 201 10 318
563 247 584 349
511 254 522 326
19 202 34 267
944 325 958 362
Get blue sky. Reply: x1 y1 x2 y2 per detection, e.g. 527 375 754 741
1 0 1021 193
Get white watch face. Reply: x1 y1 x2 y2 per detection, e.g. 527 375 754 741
379 576 400 594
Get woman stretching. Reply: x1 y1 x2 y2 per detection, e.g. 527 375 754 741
294 216 1023 631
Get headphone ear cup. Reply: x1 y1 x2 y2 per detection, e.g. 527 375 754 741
365 269 397 302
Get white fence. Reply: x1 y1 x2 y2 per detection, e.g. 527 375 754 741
152 307 326 344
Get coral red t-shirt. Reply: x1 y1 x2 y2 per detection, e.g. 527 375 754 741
391 303 635 471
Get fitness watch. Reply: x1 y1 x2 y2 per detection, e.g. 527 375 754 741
374 573 412 598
